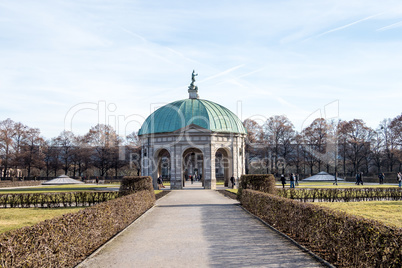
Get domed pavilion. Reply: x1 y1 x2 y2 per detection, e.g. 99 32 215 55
138 71 246 189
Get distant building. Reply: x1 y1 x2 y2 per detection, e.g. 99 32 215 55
138 71 246 189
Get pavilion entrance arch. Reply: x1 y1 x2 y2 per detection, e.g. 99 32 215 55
215 147 232 187
154 148 171 187
182 147 204 188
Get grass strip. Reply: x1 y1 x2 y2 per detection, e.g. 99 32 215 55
317 201 402 228
0 207 82 234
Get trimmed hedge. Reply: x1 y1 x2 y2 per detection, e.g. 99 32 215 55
238 174 276 197
119 176 153 196
240 189 402 268
0 191 119 208
0 180 44 188
277 188 402 202
0 183 155 267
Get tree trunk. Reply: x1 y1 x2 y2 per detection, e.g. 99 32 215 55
27 165 31 178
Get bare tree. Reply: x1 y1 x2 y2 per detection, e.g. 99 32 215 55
263 115 295 174
55 131 75 175
11 122 28 170
301 118 329 173
85 124 119 177
21 128 45 177
379 119 398 172
70 135 92 178
45 139 62 177
339 119 374 174
126 131 141 175
289 133 304 175
389 114 402 171
0 119 16 178
243 119 263 174
370 129 385 174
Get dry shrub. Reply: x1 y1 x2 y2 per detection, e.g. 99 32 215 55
0 181 43 188
0 186 155 267
0 191 119 208
119 176 153 196
277 188 402 202
240 189 402 268
238 174 276 197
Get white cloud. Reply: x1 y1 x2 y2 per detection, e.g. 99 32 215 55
1 0 402 137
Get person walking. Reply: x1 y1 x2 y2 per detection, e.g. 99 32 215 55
333 172 338 186
280 174 286 188
289 173 295 188
157 176 162 189
191 175 194 184
355 172 363 185
378 173 384 184
157 176 165 189
230 176 235 189
398 172 402 188
295 173 299 186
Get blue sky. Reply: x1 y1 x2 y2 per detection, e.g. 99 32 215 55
1 0 402 138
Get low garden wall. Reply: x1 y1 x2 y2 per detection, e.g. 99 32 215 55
240 189 402 268
0 176 155 268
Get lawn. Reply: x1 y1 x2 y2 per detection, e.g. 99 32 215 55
0 189 163 234
226 189 238 194
317 201 402 228
0 184 120 194
0 207 83 234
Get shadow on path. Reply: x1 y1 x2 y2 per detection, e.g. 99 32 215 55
201 199 325 267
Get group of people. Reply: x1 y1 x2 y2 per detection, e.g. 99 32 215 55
355 172 364 185
280 173 299 188
185 174 201 184
360 172 402 187
158 171 402 189
379 172 402 187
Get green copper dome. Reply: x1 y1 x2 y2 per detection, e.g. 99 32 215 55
138 99 246 135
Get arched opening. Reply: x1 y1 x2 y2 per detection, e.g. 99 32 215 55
156 149 171 185
182 148 204 188
215 148 230 187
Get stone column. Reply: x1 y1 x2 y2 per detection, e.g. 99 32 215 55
171 144 182 190
206 144 216 189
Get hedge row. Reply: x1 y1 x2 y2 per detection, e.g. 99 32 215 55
238 174 276 196
119 176 154 196
0 180 44 188
240 189 402 268
0 187 155 267
0 191 119 208
277 188 402 202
